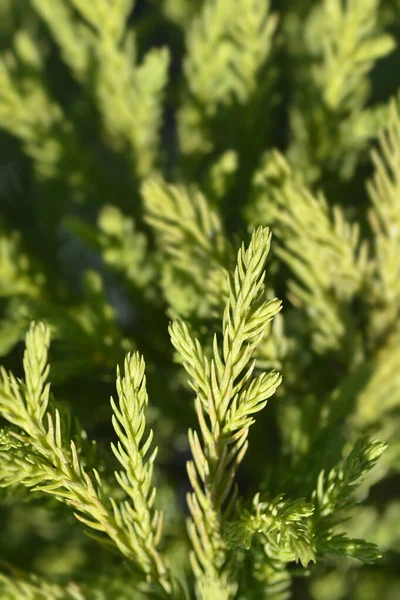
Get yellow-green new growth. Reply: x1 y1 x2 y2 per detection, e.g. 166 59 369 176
0 225 46 299
248 151 367 354
32 0 169 177
367 101 400 336
110 352 170 589
287 0 395 182
179 0 277 155
143 177 231 318
169 226 282 598
0 32 81 183
226 494 316 568
0 323 171 594
307 0 395 112
0 572 82 600
185 0 278 110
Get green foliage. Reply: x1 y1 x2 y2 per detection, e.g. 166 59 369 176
0 322 172 594
246 151 368 355
226 494 316 567
0 0 400 598
169 227 282 597
286 0 396 183
367 100 400 336
179 0 278 163
143 177 231 319
0 31 82 184
31 0 169 178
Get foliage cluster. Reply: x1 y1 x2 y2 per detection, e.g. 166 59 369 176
1 1 400 598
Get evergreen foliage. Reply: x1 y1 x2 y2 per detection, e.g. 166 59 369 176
0 1 400 598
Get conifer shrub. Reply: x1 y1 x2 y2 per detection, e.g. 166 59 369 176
0 1 400 598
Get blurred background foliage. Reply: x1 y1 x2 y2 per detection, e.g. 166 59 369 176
1 0 400 598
